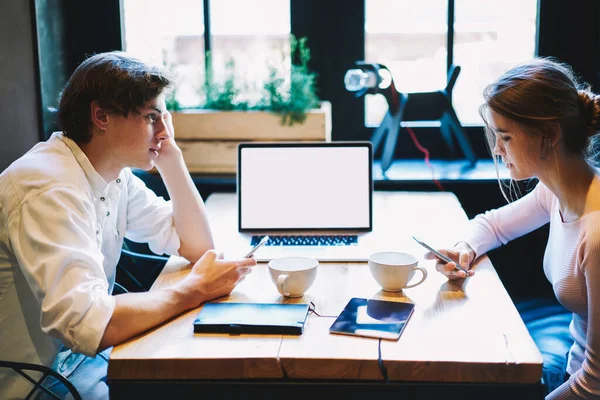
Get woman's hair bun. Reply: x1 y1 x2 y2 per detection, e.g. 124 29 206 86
578 89 600 136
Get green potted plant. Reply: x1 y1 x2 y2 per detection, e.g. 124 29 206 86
168 35 332 174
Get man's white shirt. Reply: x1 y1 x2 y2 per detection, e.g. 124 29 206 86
0 132 180 397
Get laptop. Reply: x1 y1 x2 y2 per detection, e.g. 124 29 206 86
236 141 378 262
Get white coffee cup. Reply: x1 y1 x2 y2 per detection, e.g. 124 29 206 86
268 256 318 297
368 251 427 292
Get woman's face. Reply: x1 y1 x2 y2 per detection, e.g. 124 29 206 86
489 110 543 181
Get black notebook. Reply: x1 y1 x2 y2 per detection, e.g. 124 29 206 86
329 297 415 341
193 302 310 335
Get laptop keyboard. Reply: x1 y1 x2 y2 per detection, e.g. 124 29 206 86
251 235 358 247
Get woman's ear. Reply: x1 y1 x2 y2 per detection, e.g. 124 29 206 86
539 123 561 159
547 122 561 148
90 101 109 131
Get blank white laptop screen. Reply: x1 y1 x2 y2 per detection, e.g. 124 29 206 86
239 143 372 231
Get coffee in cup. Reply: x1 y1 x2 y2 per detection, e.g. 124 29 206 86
368 251 427 292
268 256 318 297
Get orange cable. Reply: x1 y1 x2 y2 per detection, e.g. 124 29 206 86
405 127 445 191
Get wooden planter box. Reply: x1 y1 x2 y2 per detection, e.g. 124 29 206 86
171 101 332 174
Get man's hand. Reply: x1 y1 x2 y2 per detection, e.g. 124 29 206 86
154 111 182 169
176 250 257 309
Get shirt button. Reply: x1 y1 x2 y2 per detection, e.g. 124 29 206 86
116 178 121 184
106 211 110 217
100 197 105 201
96 230 99 235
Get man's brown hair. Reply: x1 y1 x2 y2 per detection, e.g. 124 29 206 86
57 51 172 144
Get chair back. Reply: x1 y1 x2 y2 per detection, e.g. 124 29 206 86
116 241 169 292
0 360 82 400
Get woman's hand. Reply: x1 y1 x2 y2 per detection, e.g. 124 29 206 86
424 241 476 280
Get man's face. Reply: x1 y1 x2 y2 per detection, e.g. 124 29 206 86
106 93 169 171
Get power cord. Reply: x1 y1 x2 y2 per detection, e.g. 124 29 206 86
308 302 337 318
378 338 389 383
308 302 389 382
406 126 445 192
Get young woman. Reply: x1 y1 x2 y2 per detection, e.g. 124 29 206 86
426 58 600 399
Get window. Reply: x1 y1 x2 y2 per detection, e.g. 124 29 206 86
365 0 448 127
121 0 537 144
122 0 290 108
453 0 537 125
122 0 205 108
210 0 290 106
365 0 537 127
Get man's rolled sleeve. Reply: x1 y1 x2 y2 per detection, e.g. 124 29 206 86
42 274 115 356
69 287 115 356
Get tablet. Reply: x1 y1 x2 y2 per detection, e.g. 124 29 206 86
329 297 415 340
193 302 310 335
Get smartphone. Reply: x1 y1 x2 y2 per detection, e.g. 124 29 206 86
411 236 469 275
244 235 270 258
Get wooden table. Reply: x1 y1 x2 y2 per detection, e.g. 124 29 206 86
108 192 544 399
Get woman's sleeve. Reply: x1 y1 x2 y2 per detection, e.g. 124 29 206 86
463 182 553 258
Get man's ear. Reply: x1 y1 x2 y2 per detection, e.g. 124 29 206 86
90 101 109 131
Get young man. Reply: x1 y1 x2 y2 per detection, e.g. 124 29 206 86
0 51 256 399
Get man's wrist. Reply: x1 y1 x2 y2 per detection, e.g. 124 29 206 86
155 148 185 172
167 282 198 312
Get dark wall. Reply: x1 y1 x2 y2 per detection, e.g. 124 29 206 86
35 0 69 139
538 0 600 91
34 0 123 138
0 0 41 171
291 0 366 142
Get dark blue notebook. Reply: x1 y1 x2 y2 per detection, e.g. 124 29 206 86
193 302 310 335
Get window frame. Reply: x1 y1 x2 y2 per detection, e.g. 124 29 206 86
290 0 492 160
36 1 600 161
121 0 532 159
